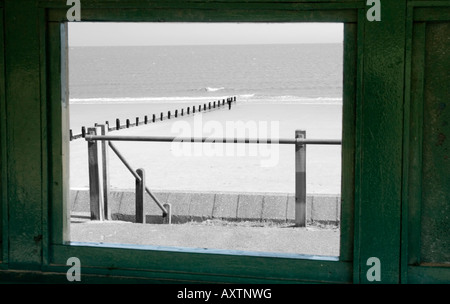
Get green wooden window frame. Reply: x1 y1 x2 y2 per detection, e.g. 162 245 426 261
0 4 4 266
43 3 360 283
2 0 449 284
401 2 450 284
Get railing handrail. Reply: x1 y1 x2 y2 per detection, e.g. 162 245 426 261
86 128 340 227
85 134 342 145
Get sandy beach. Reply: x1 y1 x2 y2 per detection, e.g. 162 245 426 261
69 101 342 195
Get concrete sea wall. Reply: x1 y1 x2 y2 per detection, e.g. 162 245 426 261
70 189 341 225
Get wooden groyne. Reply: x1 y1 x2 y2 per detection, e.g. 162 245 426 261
70 96 237 141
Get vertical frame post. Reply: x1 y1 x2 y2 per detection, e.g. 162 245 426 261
295 130 306 227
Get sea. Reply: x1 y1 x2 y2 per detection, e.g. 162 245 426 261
68 43 343 105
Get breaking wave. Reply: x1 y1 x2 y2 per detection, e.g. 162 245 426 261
204 87 225 92
69 94 342 105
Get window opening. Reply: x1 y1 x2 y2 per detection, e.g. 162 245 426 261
67 22 343 258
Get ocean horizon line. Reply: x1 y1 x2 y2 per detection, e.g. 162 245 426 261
69 42 344 48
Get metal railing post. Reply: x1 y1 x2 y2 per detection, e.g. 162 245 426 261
163 203 172 224
87 127 104 221
99 124 111 220
295 130 306 227
136 168 145 224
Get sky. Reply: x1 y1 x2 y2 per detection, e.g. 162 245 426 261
68 22 343 46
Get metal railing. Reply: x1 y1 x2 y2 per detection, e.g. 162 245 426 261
85 129 341 227
86 125 171 224
108 141 170 218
